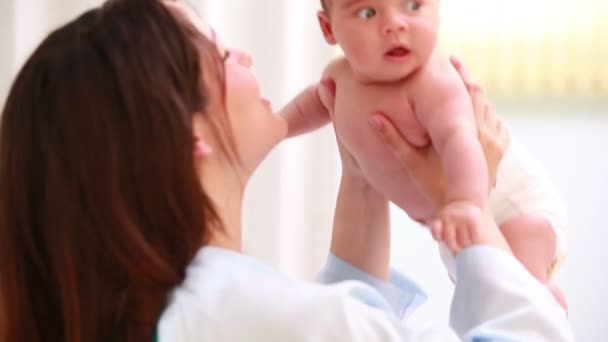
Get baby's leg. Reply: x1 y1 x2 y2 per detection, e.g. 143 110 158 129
499 213 556 282
501 213 567 311
487 141 568 310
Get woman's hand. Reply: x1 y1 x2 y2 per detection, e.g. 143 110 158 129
450 56 509 188
319 79 366 182
369 57 509 209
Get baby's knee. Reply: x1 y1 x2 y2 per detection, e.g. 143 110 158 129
500 214 558 280
501 214 557 245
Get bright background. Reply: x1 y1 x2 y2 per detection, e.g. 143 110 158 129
1 1 606 340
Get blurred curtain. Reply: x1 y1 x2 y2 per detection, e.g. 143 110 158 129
440 0 608 97
0 0 103 106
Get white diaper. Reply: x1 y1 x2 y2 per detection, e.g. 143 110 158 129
439 141 569 281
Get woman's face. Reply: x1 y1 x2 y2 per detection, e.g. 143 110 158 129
218 43 287 170
167 2 287 173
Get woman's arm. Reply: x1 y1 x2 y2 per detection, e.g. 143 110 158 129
302 76 391 282
331 170 391 281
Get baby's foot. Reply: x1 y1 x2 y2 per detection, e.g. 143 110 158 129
429 201 510 255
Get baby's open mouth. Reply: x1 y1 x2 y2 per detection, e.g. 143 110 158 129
385 47 410 57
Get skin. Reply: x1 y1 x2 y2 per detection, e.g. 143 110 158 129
318 0 439 83
166 1 393 278
168 1 566 310
164 2 287 253
321 56 511 279
312 0 565 309
314 0 488 217
325 57 510 238
164 2 528 289
367 58 567 311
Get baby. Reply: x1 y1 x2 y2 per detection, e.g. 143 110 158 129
283 0 568 307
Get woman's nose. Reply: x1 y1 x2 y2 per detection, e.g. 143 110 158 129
233 49 253 68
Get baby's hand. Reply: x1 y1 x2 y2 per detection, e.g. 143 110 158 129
428 201 510 255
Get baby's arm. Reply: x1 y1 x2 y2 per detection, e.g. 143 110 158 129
280 83 330 138
414 64 489 208
280 60 342 138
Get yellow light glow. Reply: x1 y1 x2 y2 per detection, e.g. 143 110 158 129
439 0 607 97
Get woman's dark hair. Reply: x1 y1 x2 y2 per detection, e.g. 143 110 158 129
0 0 229 340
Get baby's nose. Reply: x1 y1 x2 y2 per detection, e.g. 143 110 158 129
382 16 408 35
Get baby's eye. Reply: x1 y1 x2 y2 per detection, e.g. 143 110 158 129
405 1 421 11
357 8 377 19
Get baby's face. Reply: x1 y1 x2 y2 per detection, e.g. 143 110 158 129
323 0 439 82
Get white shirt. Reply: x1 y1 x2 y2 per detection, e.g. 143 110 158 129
157 246 573 341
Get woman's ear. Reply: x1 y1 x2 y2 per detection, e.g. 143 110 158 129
192 114 213 159
194 136 213 158
318 11 337 45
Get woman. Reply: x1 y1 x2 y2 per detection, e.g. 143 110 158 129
0 0 571 341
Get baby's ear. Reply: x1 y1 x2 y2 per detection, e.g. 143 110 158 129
317 11 337 45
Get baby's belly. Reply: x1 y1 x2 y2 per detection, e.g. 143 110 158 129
335 115 436 221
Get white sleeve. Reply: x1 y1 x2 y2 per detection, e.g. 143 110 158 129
295 247 574 341
452 246 574 341
158 247 573 341
316 253 427 319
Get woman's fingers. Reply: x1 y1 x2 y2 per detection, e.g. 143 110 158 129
471 84 486 124
429 219 443 241
368 115 421 170
450 56 478 92
319 78 336 110
320 78 336 96
450 57 511 186
481 105 510 158
370 113 446 208
451 56 486 122
442 221 460 254
451 57 510 156
497 116 510 151
456 223 471 250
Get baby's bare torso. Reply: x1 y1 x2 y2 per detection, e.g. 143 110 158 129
330 59 437 220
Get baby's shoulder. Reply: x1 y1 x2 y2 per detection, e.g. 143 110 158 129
322 56 353 80
418 53 459 84
411 53 466 98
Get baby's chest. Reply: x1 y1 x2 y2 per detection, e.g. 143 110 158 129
332 83 429 147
